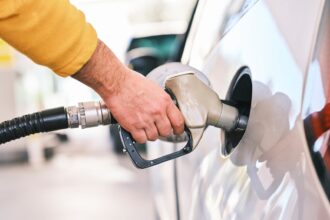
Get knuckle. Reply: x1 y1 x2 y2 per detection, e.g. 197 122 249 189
156 119 172 137
151 105 162 116
161 93 172 105
164 93 172 102
132 120 146 130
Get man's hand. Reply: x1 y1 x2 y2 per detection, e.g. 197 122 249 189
72 40 185 143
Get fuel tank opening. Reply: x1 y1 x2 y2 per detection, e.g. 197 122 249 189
221 67 252 156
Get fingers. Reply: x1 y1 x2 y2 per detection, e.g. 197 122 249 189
154 95 184 137
155 117 172 137
145 123 159 141
131 123 159 144
167 103 185 135
131 109 183 143
131 129 147 144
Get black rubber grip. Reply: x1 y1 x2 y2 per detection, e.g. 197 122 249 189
0 107 68 144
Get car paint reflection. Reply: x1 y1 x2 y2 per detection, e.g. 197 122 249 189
189 81 327 219
175 0 329 219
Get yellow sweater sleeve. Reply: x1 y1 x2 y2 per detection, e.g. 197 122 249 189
0 0 97 77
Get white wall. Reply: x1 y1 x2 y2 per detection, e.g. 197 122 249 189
0 69 16 121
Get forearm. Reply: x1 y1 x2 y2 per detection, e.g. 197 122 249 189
72 40 127 100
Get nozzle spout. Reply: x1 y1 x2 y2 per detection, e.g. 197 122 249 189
216 102 248 132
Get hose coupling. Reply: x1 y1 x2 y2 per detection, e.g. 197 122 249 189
66 101 112 129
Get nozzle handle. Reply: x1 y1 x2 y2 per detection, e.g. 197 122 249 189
119 126 193 169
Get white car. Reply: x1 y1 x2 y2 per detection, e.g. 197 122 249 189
147 0 330 219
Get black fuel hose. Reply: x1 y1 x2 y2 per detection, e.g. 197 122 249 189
0 107 68 145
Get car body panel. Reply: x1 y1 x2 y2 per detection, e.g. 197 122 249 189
148 0 330 219
148 142 180 220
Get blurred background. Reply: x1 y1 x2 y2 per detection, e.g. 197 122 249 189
0 0 196 219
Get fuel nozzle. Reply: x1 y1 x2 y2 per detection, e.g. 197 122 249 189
164 72 247 149
217 102 248 131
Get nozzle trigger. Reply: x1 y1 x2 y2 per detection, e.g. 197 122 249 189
119 126 193 169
